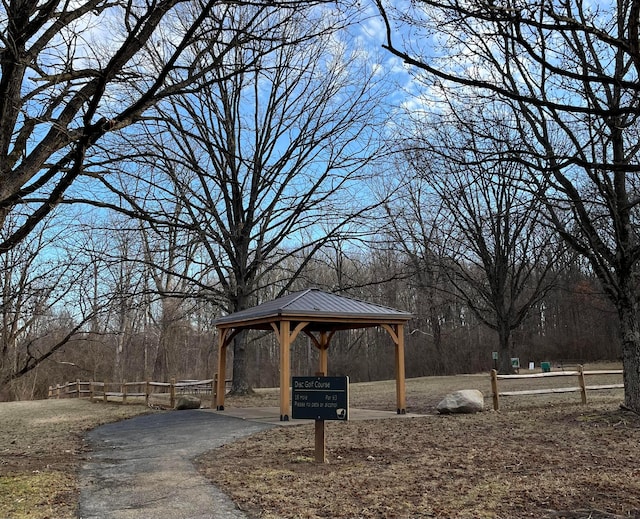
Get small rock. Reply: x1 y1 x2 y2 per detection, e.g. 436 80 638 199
437 389 484 414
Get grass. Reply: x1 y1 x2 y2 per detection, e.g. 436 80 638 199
0 472 75 519
197 403 640 518
198 363 638 519
0 399 153 519
0 363 635 519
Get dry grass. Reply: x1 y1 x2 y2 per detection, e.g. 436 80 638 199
0 399 153 519
0 364 636 519
197 364 640 519
198 407 640 519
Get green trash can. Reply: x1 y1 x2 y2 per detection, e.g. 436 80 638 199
541 361 551 373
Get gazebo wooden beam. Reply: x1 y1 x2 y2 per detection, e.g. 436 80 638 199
279 321 291 421
215 327 242 411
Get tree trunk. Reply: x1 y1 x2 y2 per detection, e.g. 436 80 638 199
497 323 513 375
427 284 445 375
152 336 169 382
618 296 640 413
231 329 253 394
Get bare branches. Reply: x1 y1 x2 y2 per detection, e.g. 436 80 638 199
0 0 277 254
376 0 640 116
376 0 640 405
84 5 387 391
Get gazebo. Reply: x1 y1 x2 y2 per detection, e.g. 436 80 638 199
213 288 412 420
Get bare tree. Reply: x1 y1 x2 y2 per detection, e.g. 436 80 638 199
376 0 640 411
69 211 216 383
0 0 323 255
382 177 453 375
102 7 387 393
384 112 561 374
136 212 202 382
424 168 559 374
0 212 95 394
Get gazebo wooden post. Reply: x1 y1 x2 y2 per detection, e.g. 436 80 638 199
318 331 329 375
395 323 406 414
384 323 407 414
216 329 229 410
279 320 291 421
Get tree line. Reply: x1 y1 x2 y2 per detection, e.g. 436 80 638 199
1 1 637 411
1 215 619 400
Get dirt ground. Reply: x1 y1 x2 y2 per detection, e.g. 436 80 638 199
197 367 640 519
198 404 640 519
1 365 638 519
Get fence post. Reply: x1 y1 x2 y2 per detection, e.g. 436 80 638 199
103 381 108 403
56 384 61 399
170 377 176 409
145 380 150 406
578 365 587 405
122 381 127 405
90 381 95 402
491 369 499 411
76 379 81 398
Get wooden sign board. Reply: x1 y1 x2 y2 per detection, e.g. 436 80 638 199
291 376 349 421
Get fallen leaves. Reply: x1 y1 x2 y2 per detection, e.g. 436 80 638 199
197 406 640 519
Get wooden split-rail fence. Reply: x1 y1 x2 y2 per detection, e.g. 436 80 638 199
490 366 624 411
48 376 231 409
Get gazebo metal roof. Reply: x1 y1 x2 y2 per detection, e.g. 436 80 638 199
213 288 412 421
214 288 412 330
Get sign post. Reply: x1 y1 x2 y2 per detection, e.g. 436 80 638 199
315 418 325 464
292 375 349 463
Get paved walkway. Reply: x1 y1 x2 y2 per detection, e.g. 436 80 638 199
79 410 273 519
79 407 422 519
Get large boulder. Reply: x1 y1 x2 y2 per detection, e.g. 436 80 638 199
436 389 484 414
175 395 201 410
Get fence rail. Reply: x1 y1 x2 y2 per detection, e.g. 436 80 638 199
48 376 232 409
490 366 624 410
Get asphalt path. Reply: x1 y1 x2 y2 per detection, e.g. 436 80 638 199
79 410 274 519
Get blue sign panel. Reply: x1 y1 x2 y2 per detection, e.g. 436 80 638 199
291 376 349 421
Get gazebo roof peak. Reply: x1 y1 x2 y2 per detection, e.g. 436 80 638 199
214 287 412 328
